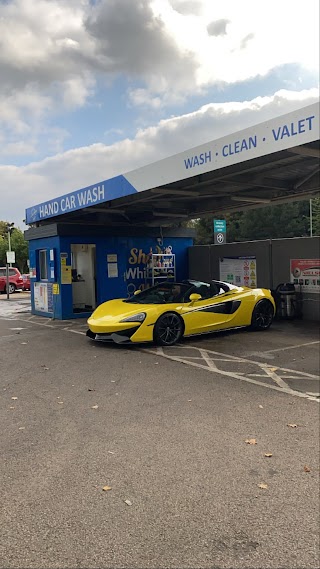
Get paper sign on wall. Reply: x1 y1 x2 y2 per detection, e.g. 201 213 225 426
108 263 118 278
219 256 257 288
61 265 72 284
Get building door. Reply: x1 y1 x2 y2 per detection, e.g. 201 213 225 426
71 244 96 313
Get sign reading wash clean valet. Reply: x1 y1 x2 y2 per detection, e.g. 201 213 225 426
26 103 319 225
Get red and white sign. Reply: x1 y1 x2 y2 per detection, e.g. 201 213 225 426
290 259 320 293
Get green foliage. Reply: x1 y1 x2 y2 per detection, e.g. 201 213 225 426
311 197 320 236
0 223 29 272
193 201 312 244
0 221 9 238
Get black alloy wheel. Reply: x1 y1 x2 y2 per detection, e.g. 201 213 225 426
251 300 274 330
154 312 184 346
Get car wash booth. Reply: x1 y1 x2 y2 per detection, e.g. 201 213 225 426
24 102 319 319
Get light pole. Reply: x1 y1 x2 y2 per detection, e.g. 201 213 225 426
7 222 14 266
5 222 14 299
310 199 313 237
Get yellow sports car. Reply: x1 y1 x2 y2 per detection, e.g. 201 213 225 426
86 280 275 346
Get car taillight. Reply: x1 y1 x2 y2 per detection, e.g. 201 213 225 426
18 278 23 283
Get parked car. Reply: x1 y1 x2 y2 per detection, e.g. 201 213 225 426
0 267 24 294
87 279 276 346
22 273 31 291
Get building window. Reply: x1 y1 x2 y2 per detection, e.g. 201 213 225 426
39 250 48 280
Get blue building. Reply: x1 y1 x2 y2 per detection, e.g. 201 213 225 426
25 224 193 319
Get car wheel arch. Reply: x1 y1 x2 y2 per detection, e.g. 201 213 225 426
250 298 274 330
153 311 185 346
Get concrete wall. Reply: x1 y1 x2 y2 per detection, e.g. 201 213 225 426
188 237 320 321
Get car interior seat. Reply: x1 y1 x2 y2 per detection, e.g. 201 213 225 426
209 282 220 296
197 284 211 299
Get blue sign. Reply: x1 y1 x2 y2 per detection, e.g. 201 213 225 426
214 219 226 233
25 175 138 224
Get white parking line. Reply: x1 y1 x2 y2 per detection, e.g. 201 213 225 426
260 364 294 391
190 347 320 380
0 334 17 340
144 345 319 402
199 348 220 371
263 340 320 353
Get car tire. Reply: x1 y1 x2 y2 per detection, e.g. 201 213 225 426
251 300 274 330
7 283 16 294
154 312 184 346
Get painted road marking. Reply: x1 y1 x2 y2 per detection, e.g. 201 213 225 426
143 345 319 402
1 313 319 401
262 340 320 353
1 315 88 335
0 334 17 340
260 364 292 390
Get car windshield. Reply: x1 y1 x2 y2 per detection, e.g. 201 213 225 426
124 282 193 304
124 280 236 304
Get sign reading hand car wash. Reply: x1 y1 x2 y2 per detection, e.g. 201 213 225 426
213 219 227 244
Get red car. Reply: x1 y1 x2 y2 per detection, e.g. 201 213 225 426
0 267 24 294
22 273 31 291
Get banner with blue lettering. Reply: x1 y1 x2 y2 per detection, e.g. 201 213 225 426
25 175 137 224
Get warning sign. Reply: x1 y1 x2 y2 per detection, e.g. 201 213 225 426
219 256 257 288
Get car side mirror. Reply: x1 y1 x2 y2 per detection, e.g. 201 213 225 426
189 293 202 303
134 289 141 295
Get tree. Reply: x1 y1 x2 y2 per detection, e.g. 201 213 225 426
0 222 29 272
193 201 311 244
0 221 9 238
311 197 320 236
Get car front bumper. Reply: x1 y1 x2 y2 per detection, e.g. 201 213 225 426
86 326 140 344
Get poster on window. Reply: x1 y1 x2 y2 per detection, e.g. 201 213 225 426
290 259 320 293
219 256 257 288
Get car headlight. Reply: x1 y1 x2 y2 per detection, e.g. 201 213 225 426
120 312 146 323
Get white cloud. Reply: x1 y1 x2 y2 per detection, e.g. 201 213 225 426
0 0 318 178
1 0 318 146
169 0 203 16
1 88 318 228
2 142 37 157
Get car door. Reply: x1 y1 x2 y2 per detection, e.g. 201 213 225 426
180 286 241 335
0 268 6 291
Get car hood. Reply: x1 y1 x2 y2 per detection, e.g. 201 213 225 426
89 298 159 323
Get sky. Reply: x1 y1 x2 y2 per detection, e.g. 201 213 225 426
0 0 319 229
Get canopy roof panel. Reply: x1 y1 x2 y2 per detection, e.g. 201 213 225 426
26 102 319 228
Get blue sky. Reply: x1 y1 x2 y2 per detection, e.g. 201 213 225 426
0 0 319 227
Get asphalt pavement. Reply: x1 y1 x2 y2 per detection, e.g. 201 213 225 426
0 295 319 568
